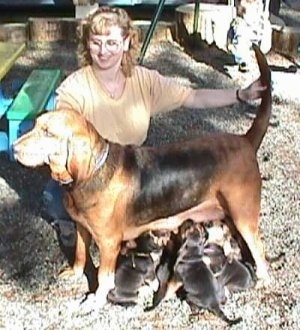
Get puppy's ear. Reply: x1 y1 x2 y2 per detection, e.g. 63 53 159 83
202 224 209 242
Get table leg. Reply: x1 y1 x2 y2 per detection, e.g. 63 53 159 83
193 0 201 34
139 0 166 65
0 84 13 117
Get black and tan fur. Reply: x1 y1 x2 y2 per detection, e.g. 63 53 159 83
171 220 242 325
107 232 162 306
13 45 271 306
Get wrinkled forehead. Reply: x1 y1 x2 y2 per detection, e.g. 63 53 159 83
35 110 84 137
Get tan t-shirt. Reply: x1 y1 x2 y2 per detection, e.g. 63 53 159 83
55 65 192 146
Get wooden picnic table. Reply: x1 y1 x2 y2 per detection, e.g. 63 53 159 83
0 41 26 111
0 41 26 151
0 42 26 81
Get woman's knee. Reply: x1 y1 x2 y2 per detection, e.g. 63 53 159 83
41 179 71 221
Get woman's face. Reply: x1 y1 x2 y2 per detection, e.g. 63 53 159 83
88 25 129 70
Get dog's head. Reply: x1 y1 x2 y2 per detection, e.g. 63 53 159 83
13 109 108 185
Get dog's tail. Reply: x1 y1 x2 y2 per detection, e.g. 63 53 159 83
245 44 272 153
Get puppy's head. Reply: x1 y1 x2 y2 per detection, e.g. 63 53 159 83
205 220 231 246
13 109 107 184
203 243 227 273
134 232 163 254
179 219 208 247
205 220 242 260
121 231 165 255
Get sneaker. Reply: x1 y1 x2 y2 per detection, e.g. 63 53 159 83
52 219 76 247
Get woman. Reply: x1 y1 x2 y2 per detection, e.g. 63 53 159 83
42 6 266 246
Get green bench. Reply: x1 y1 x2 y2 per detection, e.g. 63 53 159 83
6 68 62 160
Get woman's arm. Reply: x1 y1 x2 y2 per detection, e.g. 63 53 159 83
183 78 267 109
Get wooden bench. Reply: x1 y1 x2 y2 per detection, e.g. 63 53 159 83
6 68 62 160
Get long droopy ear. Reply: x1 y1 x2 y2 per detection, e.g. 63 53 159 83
48 136 73 185
66 134 95 183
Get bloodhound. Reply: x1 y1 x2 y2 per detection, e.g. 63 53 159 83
13 45 271 306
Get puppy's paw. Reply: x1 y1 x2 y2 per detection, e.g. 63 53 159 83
147 278 160 292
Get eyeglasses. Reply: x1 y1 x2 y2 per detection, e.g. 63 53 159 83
89 37 123 53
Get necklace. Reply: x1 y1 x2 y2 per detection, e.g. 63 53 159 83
105 82 118 99
108 89 117 99
95 69 124 99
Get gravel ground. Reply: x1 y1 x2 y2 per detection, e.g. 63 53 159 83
0 6 299 330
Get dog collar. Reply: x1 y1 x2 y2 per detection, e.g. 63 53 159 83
94 142 109 172
63 142 109 188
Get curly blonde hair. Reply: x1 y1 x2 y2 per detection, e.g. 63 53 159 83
77 6 140 77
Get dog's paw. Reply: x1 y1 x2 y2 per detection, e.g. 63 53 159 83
67 293 98 314
58 266 83 279
94 290 109 308
255 271 272 289
255 277 272 289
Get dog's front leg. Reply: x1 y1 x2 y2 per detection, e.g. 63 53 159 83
94 238 121 307
73 223 93 274
59 223 92 278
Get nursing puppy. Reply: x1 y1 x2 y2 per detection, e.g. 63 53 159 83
204 219 254 266
144 230 183 311
107 232 163 306
204 221 256 293
173 220 242 325
204 243 256 294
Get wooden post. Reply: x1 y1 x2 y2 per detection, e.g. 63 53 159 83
0 23 27 43
73 0 99 19
28 18 80 43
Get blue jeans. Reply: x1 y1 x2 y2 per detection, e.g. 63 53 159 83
42 179 76 247
42 179 72 221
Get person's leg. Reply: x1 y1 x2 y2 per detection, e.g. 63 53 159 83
269 0 281 16
41 179 76 247
227 18 252 72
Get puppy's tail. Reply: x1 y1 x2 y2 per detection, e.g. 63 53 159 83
245 44 272 153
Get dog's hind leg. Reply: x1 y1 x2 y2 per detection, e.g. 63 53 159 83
226 191 270 286
238 226 270 287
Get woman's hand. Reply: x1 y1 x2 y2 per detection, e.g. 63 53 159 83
238 78 267 102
